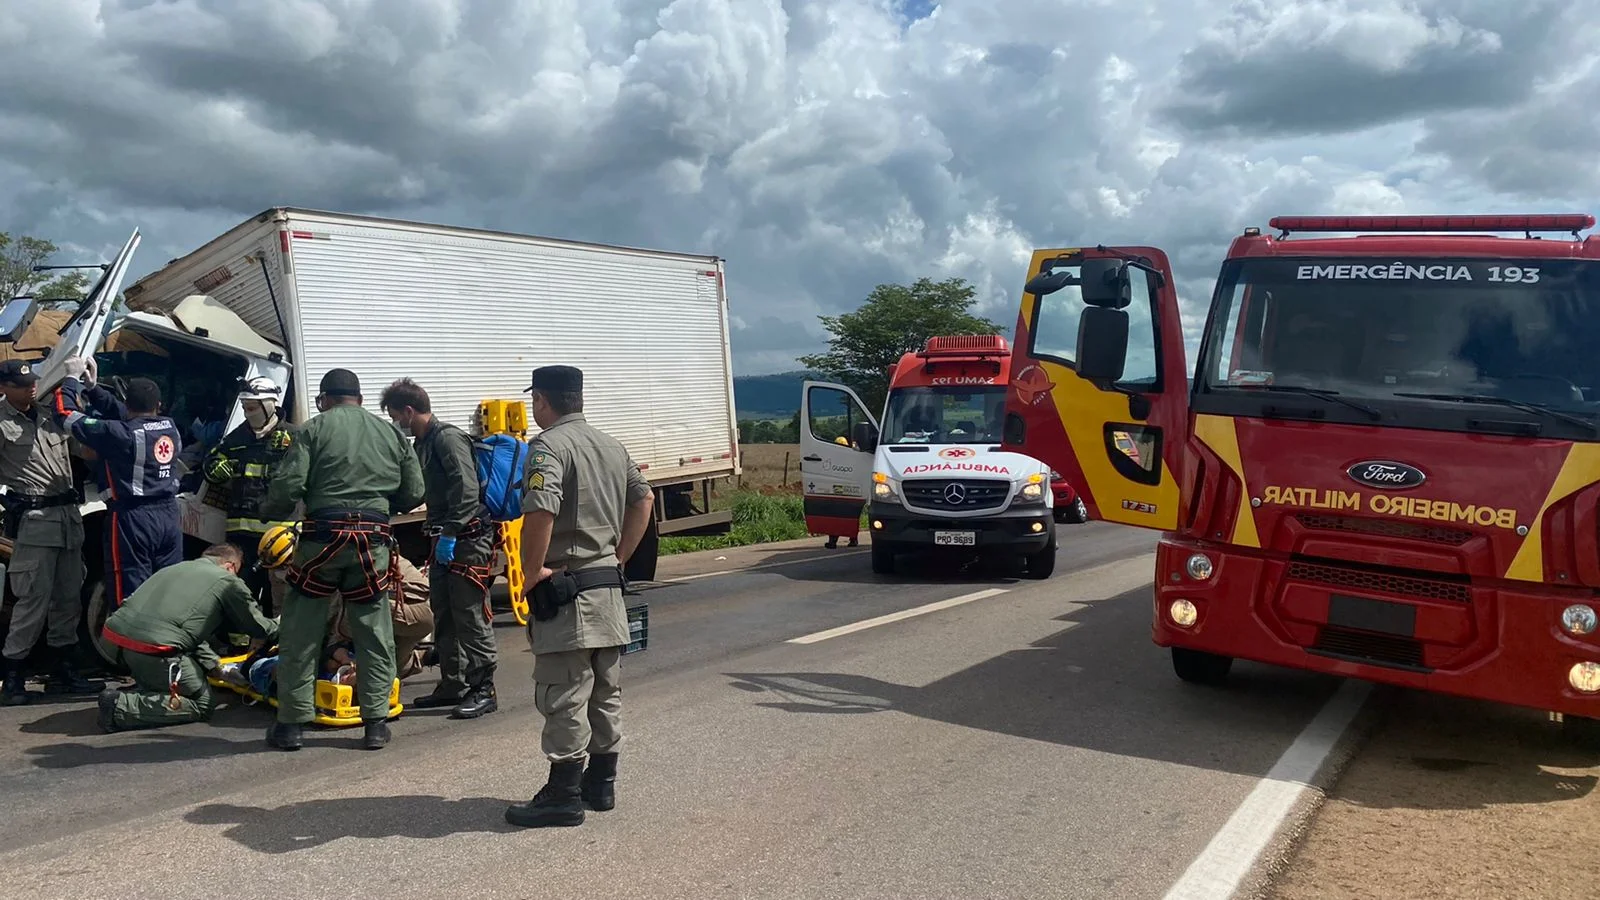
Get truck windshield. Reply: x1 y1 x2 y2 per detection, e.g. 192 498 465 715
882 385 1007 444
1198 257 1600 435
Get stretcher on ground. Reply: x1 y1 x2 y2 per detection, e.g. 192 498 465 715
205 646 404 728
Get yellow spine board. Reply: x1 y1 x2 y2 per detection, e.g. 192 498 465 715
480 397 530 626
207 652 404 728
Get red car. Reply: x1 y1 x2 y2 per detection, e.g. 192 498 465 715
1050 470 1088 524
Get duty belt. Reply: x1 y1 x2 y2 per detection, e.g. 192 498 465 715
423 516 488 539
5 491 78 510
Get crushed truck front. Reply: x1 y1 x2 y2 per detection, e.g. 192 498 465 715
1005 216 1600 722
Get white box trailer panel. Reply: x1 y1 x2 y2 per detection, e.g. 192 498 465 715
124 209 740 486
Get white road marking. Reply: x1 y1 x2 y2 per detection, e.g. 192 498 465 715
1162 678 1374 900
648 548 869 585
785 588 1010 644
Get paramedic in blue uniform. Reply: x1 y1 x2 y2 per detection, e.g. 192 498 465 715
54 356 184 605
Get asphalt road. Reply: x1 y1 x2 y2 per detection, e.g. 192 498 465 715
0 524 1347 899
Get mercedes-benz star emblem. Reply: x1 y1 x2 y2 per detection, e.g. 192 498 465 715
943 483 967 504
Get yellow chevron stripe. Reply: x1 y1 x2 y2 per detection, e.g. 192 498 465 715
1193 414 1261 549
1504 443 1600 582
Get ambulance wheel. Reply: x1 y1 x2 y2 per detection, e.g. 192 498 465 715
870 539 897 575
1172 647 1232 685
1021 527 1058 579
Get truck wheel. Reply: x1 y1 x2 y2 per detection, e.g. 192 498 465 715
83 580 126 672
1021 528 1058 579
1064 498 1088 524
1563 714 1600 753
1172 647 1232 685
870 539 897 575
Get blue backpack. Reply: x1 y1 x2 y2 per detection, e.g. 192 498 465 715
473 433 531 523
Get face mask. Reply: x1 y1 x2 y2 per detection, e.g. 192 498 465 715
245 407 269 429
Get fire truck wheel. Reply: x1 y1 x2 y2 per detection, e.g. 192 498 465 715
1562 714 1600 753
1171 647 1232 685
870 539 897 575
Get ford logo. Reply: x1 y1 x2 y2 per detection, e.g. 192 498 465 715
1346 460 1426 490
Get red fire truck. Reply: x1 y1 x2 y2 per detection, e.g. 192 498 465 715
1003 214 1600 737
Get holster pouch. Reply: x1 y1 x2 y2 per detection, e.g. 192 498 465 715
2 508 18 542
528 565 625 623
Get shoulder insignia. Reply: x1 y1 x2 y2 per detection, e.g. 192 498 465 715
529 472 545 490
532 450 547 465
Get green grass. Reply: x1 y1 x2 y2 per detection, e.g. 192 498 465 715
660 490 864 555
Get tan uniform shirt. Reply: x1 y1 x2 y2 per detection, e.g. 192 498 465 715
0 398 83 549
521 412 650 653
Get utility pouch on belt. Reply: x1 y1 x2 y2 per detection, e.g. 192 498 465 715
528 565 625 622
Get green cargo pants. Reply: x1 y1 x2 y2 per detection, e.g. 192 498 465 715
276 539 397 724
112 651 216 729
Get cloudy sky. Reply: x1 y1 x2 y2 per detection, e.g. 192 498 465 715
1 0 1595 375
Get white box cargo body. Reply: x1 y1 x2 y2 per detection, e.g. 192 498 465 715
123 208 741 498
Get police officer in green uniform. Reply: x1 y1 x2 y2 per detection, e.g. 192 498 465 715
259 368 424 752
504 365 655 829
97 542 278 732
379 378 500 719
0 358 99 704
202 375 297 614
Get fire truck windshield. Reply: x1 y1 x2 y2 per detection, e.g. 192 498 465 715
882 385 1006 444
1197 256 1600 438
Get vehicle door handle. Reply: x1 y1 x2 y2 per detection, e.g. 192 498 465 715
802 455 822 462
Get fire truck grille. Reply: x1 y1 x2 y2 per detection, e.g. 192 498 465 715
1296 515 1473 546
902 479 1011 512
1287 561 1471 604
1312 626 1427 670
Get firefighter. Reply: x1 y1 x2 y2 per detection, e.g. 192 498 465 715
54 356 184 606
258 368 424 752
202 376 297 613
97 542 278 732
505 365 656 829
0 358 98 704
379 377 499 719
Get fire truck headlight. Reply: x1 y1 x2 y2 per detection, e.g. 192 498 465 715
1169 599 1198 628
1561 604 1598 636
1185 553 1214 581
1568 662 1600 693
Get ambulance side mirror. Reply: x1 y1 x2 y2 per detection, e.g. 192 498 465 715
852 422 878 453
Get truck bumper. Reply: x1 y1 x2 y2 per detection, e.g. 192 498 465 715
1152 536 1600 719
868 502 1053 552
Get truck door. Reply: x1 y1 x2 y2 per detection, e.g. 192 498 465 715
799 380 878 537
31 229 142 393
1004 246 1190 530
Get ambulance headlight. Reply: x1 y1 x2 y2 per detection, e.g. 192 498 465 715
1020 483 1043 501
872 472 897 500
1561 604 1597 636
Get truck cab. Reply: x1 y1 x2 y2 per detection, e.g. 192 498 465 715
801 335 1063 578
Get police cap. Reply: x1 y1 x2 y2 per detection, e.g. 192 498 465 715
524 365 582 394
0 359 40 387
319 368 361 397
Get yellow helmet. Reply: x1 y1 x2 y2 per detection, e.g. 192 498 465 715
257 525 298 569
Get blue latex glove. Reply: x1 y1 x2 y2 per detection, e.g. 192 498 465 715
434 535 457 565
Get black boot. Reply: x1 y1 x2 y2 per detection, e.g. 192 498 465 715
581 752 618 812
266 722 303 751
43 646 102 695
97 688 123 733
505 760 586 828
450 681 498 719
409 686 464 709
1 657 30 706
362 720 391 750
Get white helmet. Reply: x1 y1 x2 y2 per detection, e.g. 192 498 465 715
238 376 283 402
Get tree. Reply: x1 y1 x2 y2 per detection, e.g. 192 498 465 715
797 276 1003 414
1 231 92 310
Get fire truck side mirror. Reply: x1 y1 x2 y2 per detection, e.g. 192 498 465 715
1024 267 1079 297
0 295 41 343
1076 306 1129 383
1079 258 1132 309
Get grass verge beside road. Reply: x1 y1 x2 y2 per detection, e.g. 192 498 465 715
661 490 833 554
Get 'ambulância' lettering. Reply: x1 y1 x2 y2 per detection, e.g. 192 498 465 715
902 462 1010 475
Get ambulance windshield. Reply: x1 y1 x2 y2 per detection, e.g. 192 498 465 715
1199 257 1600 435
882 385 1007 444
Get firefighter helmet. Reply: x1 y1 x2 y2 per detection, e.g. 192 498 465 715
257 525 298 569
238 376 283 402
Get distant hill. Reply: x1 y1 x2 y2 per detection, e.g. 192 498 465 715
733 369 817 420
